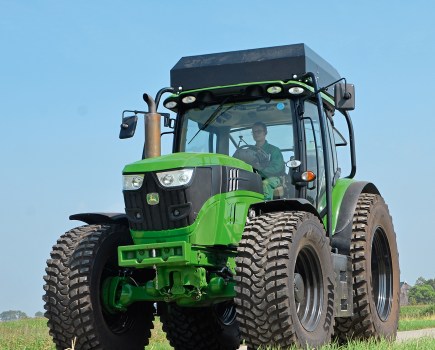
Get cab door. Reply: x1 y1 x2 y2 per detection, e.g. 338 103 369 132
301 101 337 214
301 101 326 215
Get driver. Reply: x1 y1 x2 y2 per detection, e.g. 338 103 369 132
251 122 285 200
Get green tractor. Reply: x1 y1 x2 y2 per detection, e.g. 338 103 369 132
43 44 400 349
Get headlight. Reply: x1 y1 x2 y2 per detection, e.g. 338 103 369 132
156 169 194 188
123 174 144 190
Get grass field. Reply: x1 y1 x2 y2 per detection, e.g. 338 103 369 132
399 304 435 331
1 305 434 350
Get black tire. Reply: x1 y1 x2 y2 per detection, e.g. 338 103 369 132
160 301 240 350
43 224 154 350
235 211 335 349
43 227 91 349
334 194 400 342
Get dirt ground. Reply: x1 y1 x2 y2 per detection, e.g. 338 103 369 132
396 328 435 341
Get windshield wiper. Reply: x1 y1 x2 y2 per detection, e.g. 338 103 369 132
188 98 232 145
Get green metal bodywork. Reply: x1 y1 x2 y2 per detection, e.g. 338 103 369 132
103 83 355 312
108 242 237 310
110 152 264 308
330 178 355 233
127 191 262 246
123 152 253 174
164 80 335 108
123 153 264 248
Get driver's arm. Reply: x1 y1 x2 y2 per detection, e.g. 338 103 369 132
261 145 285 177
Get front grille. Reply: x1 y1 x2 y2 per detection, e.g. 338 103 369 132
123 166 262 232
123 169 212 231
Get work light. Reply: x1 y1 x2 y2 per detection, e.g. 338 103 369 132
123 174 145 190
156 169 194 188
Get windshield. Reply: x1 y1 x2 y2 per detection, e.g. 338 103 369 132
177 98 296 163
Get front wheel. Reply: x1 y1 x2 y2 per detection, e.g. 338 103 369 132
334 194 400 342
160 301 240 350
43 224 155 350
235 211 335 349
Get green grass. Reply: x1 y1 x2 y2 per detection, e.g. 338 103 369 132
145 318 170 350
143 337 435 350
1 307 435 350
399 318 435 331
400 304 435 318
399 304 435 331
0 318 54 350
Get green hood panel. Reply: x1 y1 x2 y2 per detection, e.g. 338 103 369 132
123 152 253 173
130 190 264 246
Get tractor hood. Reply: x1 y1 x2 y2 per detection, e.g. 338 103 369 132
123 152 253 174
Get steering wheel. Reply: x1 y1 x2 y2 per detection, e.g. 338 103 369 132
233 145 269 170
239 144 257 150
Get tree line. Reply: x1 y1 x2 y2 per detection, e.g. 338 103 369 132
0 310 43 322
409 277 435 304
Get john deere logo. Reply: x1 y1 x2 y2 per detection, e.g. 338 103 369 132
146 193 159 205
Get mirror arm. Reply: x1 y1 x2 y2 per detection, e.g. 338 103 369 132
344 110 357 179
300 76 347 101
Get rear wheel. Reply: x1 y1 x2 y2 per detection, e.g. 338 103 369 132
334 194 400 342
44 224 154 350
235 211 335 349
160 301 240 350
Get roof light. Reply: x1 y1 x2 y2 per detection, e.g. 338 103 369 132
289 86 305 95
182 95 196 104
267 86 282 94
164 101 177 109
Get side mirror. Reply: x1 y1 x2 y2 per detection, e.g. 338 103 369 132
334 83 355 111
119 115 138 139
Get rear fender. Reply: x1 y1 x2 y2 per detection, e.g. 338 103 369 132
331 182 380 255
69 212 129 226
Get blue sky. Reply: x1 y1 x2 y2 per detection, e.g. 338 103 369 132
1 1 434 315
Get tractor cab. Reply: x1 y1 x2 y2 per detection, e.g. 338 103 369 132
157 44 355 222
121 43 356 235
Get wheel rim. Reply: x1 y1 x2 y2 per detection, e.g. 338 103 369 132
371 226 393 321
294 246 323 331
101 264 136 334
104 311 135 334
214 301 237 326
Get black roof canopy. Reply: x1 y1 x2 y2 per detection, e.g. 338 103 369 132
170 43 341 92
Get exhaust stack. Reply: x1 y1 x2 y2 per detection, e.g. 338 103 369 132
143 93 161 159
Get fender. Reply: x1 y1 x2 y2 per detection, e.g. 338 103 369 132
331 181 380 255
249 198 321 222
70 212 129 226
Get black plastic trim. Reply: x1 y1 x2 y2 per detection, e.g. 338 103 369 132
331 181 380 255
250 198 321 221
171 44 340 92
